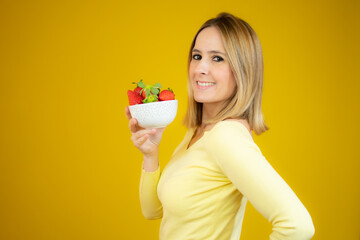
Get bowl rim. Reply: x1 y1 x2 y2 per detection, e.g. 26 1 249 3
128 99 178 109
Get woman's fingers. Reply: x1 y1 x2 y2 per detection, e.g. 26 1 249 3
129 118 141 133
134 134 149 147
126 107 159 154
148 127 165 146
131 128 155 143
131 130 156 148
133 128 155 140
125 107 132 120
126 107 158 148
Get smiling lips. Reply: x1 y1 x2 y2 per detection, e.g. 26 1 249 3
196 81 216 89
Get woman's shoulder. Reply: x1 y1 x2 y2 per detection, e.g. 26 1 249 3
205 120 262 155
208 119 253 140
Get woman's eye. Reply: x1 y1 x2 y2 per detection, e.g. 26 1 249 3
192 54 201 60
213 56 224 62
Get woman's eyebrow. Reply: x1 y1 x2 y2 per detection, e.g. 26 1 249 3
192 48 226 56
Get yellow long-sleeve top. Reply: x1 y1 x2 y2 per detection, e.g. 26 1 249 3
139 121 315 240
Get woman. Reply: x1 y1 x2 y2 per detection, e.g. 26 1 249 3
125 12 315 240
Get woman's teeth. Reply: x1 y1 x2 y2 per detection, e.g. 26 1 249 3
197 81 215 87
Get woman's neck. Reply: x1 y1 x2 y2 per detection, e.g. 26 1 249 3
201 103 253 138
201 103 223 122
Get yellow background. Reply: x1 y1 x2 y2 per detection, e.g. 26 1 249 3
0 0 359 239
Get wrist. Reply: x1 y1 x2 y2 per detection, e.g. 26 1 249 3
143 154 159 172
143 149 159 160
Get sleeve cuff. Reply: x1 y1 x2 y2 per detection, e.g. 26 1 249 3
141 164 160 174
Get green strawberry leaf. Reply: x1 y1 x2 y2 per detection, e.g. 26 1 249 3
145 89 151 97
138 81 146 88
143 94 158 103
154 83 162 88
151 88 159 95
132 79 145 88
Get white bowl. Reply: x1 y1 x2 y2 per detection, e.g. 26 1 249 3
129 100 178 128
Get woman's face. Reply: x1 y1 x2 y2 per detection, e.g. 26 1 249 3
189 26 236 106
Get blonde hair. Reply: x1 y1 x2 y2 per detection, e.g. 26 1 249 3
183 12 269 135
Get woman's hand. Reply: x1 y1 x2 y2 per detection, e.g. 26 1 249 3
125 106 165 157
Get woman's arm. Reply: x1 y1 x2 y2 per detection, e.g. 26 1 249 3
207 123 315 239
125 107 164 220
139 154 163 219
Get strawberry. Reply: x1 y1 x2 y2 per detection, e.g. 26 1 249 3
127 90 143 105
134 87 142 96
132 79 146 98
159 88 175 101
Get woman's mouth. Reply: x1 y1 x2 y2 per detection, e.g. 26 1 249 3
196 81 216 89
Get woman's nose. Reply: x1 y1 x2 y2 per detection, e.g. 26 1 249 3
195 59 209 75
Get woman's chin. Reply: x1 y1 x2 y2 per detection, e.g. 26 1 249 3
194 97 207 104
193 94 213 104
